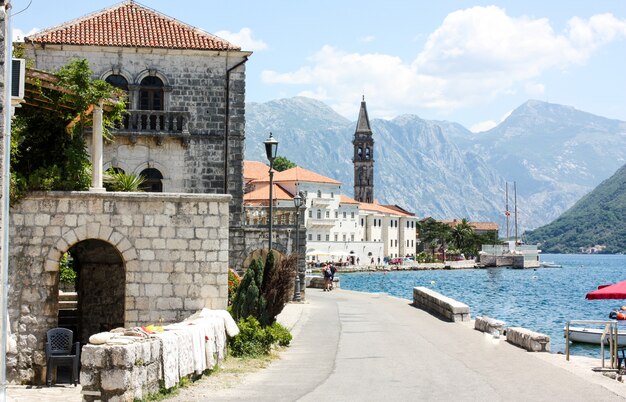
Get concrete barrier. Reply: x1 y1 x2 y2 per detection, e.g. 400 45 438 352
412 287 470 322
307 276 340 289
506 327 550 352
475 316 506 336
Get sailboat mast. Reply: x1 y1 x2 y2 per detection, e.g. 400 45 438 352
514 181 518 244
505 182 510 241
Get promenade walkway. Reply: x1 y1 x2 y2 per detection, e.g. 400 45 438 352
7 289 626 401
171 289 626 402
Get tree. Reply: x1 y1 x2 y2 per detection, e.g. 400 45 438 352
273 156 296 172
451 219 474 255
418 218 452 260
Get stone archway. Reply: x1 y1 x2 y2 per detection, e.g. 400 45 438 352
65 239 126 345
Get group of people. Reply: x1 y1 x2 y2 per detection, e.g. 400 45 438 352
322 264 337 291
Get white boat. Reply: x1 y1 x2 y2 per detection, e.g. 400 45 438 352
564 326 626 345
540 261 562 268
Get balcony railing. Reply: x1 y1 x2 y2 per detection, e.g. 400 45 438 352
308 218 336 227
113 110 190 135
244 206 299 227
311 197 334 207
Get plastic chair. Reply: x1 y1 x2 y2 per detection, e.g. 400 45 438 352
45 328 80 386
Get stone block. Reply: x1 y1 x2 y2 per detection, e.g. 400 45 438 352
475 316 506 336
101 369 131 391
506 327 551 352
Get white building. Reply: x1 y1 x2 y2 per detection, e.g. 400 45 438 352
244 163 418 265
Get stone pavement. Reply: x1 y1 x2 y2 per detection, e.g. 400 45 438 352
7 289 626 401
171 289 626 402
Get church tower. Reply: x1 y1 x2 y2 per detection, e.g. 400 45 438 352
353 97 374 203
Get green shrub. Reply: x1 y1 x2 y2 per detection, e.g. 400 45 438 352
229 317 273 357
267 321 292 347
59 252 76 286
227 269 240 306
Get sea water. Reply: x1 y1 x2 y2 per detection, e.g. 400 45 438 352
339 254 626 356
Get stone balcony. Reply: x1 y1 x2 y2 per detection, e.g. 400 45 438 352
244 206 299 227
308 218 336 227
311 197 334 207
112 110 191 144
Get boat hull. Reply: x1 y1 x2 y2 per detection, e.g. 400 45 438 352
565 326 626 345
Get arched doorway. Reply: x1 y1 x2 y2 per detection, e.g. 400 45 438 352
60 240 126 345
140 168 164 192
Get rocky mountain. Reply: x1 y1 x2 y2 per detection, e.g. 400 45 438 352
244 97 626 232
524 163 626 253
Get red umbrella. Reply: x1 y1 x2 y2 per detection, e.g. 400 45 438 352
586 280 626 300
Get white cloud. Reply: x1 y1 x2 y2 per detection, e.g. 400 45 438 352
360 35 375 43
470 120 498 133
214 27 267 51
261 7 626 118
13 27 39 42
524 82 545 96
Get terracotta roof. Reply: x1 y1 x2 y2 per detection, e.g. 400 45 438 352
339 195 360 205
359 201 413 217
381 204 415 216
244 160 269 183
252 166 341 185
25 1 240 51
441 220 499 231
243 183 293 205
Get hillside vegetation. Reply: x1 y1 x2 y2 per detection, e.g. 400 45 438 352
525 164 626 253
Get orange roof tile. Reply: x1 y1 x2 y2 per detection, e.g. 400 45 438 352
243 183 293 205
25 1 240 51
339 195 360 205
381 204 415 216
441 220 499 231
252 166 341 185
359 201 413 217
244 160 269 183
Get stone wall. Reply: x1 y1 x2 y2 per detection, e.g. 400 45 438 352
24 43 248 272
412 287 471 322
506 327 551 352
7 191 230 384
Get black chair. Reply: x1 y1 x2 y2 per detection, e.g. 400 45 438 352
45 328 80 386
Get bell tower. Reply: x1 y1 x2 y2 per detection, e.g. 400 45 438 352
353 96 374 203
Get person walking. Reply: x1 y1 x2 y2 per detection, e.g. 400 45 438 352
329 264 337 290
323 265 333 291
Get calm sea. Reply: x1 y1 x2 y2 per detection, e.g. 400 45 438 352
339 254 626 356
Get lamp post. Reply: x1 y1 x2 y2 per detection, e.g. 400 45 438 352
292 193 302 301
264 133 278 252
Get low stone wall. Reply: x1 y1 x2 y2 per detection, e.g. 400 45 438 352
307 276 340 289
412 287 470 322
506 327 551 352
81 339 161 401
474 316 506 336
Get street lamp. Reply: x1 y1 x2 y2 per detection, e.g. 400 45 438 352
264 133 279 252
292 193 302 301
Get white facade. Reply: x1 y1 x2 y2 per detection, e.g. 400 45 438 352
245 165 418 265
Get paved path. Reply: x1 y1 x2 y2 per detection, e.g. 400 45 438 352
8 289 626 401
172 289 626 402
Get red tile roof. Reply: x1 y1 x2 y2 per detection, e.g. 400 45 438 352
243 184 294 205
359 201 413 217
252 166 341 185
441 220 499 231
244 160 269 184
339 195 360 205
25 1 240 51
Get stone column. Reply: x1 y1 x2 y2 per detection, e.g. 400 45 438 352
90 101 105 192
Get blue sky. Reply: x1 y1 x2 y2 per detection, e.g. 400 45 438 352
11 0 626 131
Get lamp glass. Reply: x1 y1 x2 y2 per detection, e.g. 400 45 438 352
293 194 302 208
264 133 279 162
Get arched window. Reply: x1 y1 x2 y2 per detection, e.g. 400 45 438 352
317 190 322 198
139 76 164 111
140 168 163 192
365 147 370 160
105 75 128 91
357 147 363 159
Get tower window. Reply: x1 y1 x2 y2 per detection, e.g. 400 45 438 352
139 76 164 111
365 147 370 160
358 147 363 159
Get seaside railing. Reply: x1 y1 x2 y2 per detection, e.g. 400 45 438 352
565 320 619 369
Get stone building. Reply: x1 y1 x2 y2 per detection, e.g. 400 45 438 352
5 1 249 385
353 97 374 203
22 1 251 268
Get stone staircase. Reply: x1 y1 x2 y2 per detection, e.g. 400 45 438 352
58 291 78 336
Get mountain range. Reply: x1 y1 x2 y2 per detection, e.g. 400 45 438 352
525 163 626 253
244 97 626 232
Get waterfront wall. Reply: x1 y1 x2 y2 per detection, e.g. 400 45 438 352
412 287 470 322
474 316 506 336
506 327 551 352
